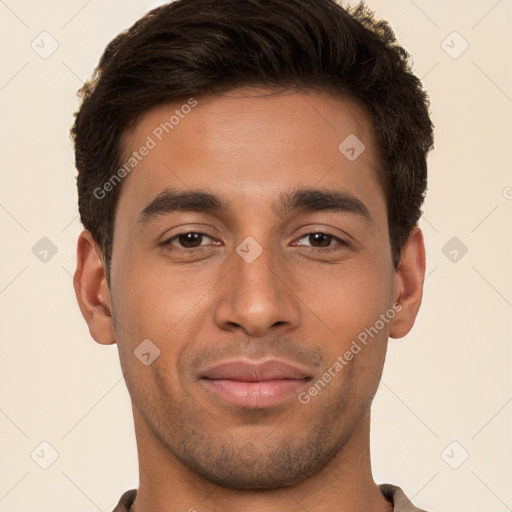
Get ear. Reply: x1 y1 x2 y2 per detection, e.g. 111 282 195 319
389 226 426 339
73 229 116 345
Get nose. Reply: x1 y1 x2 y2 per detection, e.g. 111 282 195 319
213 240 301 337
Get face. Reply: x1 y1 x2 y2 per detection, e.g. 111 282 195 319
95 87 404 489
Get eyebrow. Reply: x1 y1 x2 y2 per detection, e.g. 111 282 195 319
137 187 371 224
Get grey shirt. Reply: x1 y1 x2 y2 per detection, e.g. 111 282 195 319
111 484 429 511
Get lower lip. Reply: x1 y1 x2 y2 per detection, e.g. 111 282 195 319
200 378 309 408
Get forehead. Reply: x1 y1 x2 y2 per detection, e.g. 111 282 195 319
116 87 385 223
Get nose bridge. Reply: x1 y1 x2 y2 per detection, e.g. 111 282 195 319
214 235 300 336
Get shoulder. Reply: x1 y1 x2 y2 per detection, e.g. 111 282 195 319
110 489 137 512
379 483 431 512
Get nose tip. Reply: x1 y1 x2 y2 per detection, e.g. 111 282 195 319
213 248 300 336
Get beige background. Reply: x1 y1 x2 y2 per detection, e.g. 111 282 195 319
1 0 511 511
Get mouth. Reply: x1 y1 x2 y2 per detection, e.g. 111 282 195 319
199 359 312 408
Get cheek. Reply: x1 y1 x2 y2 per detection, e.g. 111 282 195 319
296 260 394 403
299 257 393 335
112 244 195 323
110 251 219 376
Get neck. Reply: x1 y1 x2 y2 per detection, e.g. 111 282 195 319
131 407 392 512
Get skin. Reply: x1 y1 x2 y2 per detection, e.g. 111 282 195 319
74 87 426 512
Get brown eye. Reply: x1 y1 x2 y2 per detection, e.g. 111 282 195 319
176 232 204 248
308 233 333 247
295 232 347 250
162 231 215 250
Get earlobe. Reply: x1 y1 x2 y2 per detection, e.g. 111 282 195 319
389 226 426 339
73 230 116 345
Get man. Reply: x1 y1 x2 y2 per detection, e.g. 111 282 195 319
71 0 434 510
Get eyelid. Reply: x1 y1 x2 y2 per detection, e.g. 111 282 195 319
293 231 349 249
160 230 217 249
160 229 349 252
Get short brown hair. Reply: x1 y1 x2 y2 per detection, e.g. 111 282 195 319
71 0 434 277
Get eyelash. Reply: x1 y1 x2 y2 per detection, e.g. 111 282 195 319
160 230 349 254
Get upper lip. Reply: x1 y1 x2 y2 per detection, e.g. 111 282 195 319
200 359 312 382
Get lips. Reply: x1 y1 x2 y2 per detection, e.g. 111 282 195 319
201 360 311 381
199 359 312 408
